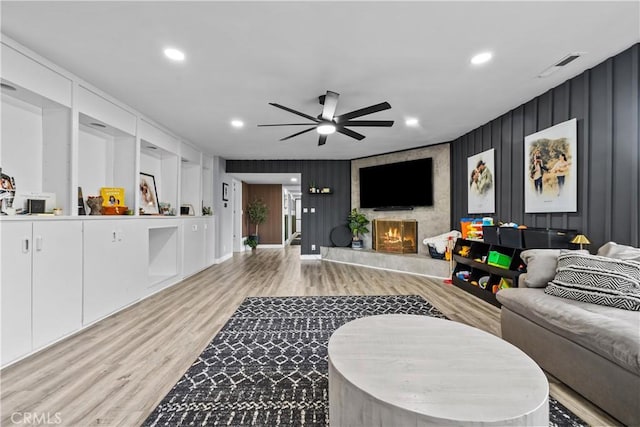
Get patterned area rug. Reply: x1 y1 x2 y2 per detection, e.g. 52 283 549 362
144 295 586 426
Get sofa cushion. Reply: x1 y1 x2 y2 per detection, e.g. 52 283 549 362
545 252 640 311
598 241 640 262
520 249 562 287
497 288 640 375
519 249 587 288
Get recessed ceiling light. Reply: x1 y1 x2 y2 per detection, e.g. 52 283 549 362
405 117 419 127
1 82 17 91
317 123 336 135
471 51 493 65
290 177 298 182
231 119 244 128
164 48 185 61
90 122 106 128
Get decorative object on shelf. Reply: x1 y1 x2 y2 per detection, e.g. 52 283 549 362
222 182 229 201
570 234 591 250
525 118 578 213
102 205 128 215
78 186 86 215
53 208 63 216
243 236 258 251
159 202 173 215
180 204 194 216
100 187 125 207
139 173 159 214
1 171 16 214
202 205 212 216
246 198 269 244
86 196 103 215
467 148 495 214
309 181 317 194
347 208 370 249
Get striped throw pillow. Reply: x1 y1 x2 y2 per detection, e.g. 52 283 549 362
545 252 640 311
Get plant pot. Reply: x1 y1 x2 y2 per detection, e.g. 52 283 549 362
250 234 259 244
351 239 363 249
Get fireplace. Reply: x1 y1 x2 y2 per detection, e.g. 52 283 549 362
372 219 418 254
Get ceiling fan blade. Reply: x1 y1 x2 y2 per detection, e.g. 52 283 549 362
269 103 319 123
318 135 328 146
258 123 318 127
338 127 366 141
279 126 316 141
321 91 339 121
335 102 391 122
342 120 394 127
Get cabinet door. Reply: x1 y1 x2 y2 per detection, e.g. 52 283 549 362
1 221 33 366
32 221 83 348
183 218 206 277
83 220 145 325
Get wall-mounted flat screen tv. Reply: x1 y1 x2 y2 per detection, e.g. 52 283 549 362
359 158 433 209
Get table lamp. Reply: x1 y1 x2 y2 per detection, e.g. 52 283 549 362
571 234 591 250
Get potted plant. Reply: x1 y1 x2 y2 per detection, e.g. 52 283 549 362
243 236 258 251
347 208 370 249
246 198 269 244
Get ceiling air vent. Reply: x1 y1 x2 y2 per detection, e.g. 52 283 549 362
538 52 584 78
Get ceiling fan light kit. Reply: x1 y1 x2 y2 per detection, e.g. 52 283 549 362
258 90 394 146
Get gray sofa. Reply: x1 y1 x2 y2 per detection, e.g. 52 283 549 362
496 243 640 426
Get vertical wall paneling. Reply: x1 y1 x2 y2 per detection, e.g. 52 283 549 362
450 43 639 250
226 160 351 255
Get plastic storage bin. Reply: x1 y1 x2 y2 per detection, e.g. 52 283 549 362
522 228 578 249
483 226 499 244
487 251 512 269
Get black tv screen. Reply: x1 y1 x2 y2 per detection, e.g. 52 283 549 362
359 158 433 209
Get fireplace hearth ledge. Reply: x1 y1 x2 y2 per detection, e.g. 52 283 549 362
321 246 450 279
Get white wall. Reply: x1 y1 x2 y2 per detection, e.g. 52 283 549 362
1 96 43 192
214 157 234 260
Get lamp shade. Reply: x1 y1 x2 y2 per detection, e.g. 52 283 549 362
571 234 591 245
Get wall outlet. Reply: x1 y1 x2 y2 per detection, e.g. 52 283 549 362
311 244 316 251
310 207 315 213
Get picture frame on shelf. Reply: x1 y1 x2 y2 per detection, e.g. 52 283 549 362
222 182 229 201
139 172 159 214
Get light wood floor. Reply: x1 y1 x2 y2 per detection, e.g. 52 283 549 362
1 246 620 426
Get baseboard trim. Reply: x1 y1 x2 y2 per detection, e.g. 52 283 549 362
215 253 233 264
300 254 322 260
256 244 285 249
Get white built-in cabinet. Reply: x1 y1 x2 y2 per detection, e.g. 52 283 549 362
0 37 220 368
83 219 146 324
1 220 82 366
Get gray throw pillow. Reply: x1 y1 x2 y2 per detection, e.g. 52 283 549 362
597 242 640 261
520 249 562 288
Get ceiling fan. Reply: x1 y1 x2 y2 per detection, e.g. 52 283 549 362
258 90 394 146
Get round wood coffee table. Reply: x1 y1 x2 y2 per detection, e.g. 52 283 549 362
328 314 548 426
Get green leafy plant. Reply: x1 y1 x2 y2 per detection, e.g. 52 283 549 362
247 198 269 237
244 236 258 249
347 208 370 240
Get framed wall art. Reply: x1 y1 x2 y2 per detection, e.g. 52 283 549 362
524 118 577 213
222 182 229 201
467 148 495 214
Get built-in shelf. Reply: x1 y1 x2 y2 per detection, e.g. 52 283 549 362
148 226 179 287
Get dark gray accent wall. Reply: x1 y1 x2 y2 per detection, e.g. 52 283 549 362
226 160 351 255
451 44 639 250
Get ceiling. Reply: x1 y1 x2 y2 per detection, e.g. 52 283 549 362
1 1 638 160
